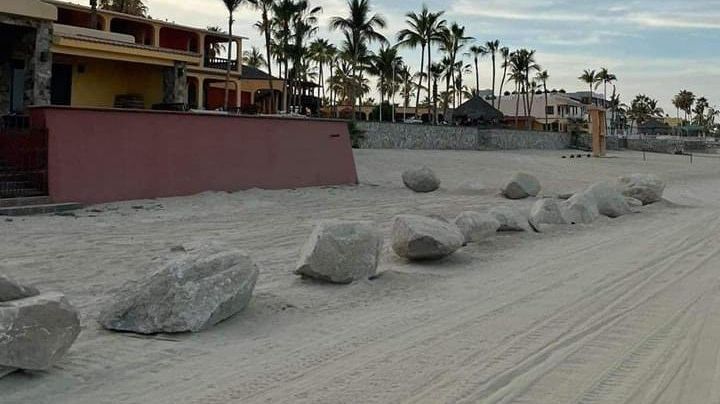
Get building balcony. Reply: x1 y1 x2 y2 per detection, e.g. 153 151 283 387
204 56 238 71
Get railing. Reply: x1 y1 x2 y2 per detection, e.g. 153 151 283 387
204 56 238 71
0 123 48 198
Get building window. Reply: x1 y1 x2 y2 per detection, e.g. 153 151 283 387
546 106 554 115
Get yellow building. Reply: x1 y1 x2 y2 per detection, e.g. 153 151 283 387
0 0 284 115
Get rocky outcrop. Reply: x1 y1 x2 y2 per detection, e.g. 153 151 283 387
99 248 259 334
617 174 665 205
0 292 80 371
503 172 541 199
295 220 383 284
402 166 441 193
454 212 501 243
392 215 465 260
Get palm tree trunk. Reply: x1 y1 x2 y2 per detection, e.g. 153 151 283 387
498 63 508 113
223 13 234 112
491 54 496 108
544 85 549 130
427 45 432 123
415 45 425 117
474 56 479 95
515 82 520 129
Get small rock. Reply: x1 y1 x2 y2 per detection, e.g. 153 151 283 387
4 218 12 223
169 245 186 253
99 247 259 334
402 166 441 193
503 172 541 199
295 220 383 284
529 199 567 226
489 207 532 232
585 182 631 218
0 275 39 303
454 212 501 243
617 174 665 205
557 193 574 200
625 197 643 208
561 193 600 224
391 215 465 260
0 292 81 370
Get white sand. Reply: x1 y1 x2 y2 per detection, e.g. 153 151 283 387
2 149 720 403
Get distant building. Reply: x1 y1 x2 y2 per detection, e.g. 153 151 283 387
0 0 285 115
566 91 609 108
496 93 587 132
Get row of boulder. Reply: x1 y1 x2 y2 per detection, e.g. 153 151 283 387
0 170 666 379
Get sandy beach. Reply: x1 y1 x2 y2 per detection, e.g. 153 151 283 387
2 148 720 403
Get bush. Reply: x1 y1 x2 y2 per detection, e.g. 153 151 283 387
348 121 365 149
369 102 394 122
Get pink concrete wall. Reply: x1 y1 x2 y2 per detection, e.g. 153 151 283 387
34 107 357 204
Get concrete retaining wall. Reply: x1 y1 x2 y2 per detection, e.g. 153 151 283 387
357 122 571 151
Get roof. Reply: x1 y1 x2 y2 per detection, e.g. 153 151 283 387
453 96 504 121
241 65 281 81
1 0 58 21
44 0 247 40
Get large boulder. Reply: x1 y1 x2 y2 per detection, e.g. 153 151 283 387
0 275 39 302
502 172 541 199
625 197 643 208
489 206 532 232
0 366 16 378
561 193 600 224
99 248 259 334
0 292 80 371
295 220 383 284
454 212 501 243
585 182 632 218
402 166 440 193
529 199 567 226
392 215 464 260
617 174 665 205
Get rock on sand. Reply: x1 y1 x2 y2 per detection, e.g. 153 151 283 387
0 292 80 371
503 172 541 199
402 166 440 193
295 220 383 284
529 199 567 226
99 248 259 334
585 182 632 218
0 274 39 302
392 215 464 260
489 206 532 232
617 174 665 205
561 193 600 224
454 211 501 243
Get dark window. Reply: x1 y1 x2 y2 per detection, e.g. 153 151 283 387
546 106 554 115
51 64 73 106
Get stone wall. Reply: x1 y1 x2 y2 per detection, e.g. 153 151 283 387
162 61 188 105
357 122 572 151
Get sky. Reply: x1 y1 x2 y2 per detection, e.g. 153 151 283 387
141 0 720 113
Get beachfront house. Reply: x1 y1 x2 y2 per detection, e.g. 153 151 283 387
496 93 587 133
0 0 285 117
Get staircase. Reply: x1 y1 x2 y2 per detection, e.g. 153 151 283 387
0 160 81 216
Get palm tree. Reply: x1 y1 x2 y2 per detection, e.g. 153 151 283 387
595 67 616 108
206 26 226 58
468 44 486 96
578 69 597 106
510 49 541 129
439 23 472 118
429 62 444 124
368 45 402 121
496 47 510 113
252 0 278 113
220 0 246 111
289 1 322 110
99 0 147 15
536 70 550 130
243 46 267 69
309 39 335 107
485 40 500 107
397 7 429 117
398 65 415 121
330 0 387 120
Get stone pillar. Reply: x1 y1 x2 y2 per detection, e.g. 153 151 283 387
162 61 188 105
31 22 53 107
0 62 10 115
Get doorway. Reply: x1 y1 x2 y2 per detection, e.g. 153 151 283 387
51 64 73 106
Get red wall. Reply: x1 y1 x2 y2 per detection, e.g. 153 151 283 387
206 87 237 110
33 107 357 204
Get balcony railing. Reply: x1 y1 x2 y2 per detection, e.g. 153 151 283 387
204 57 238 71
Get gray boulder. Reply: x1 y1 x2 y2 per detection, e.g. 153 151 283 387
585 182 632 218
295 220 383 284
489 206 532 232
402 166 440 193
0 366 16 378
99 248 259 334
454 212 501 243
561 193 600 224
503 172 541 199
0 275 39 302
617 174 665 205
529 199 567 226
0 292 80 371
392 215 465 260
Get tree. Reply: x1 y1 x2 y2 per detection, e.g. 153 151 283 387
627 94 664 134
397 7 430 117
496 47 510 114
243 46 267 68
205 26 226 59
468 44 487 96
272 0 297 112
309 39 336 108
439 23 472 118
673 90 695 123
485 40 500 107
99 0 147 16
429 62 444 124
510 49 541 129
251 0 278 113
398 65 415 121
578 69 597 106
595 67 616 108
536 70 550 130
368 45 402 121
220 0 246 111
329 0 387 120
